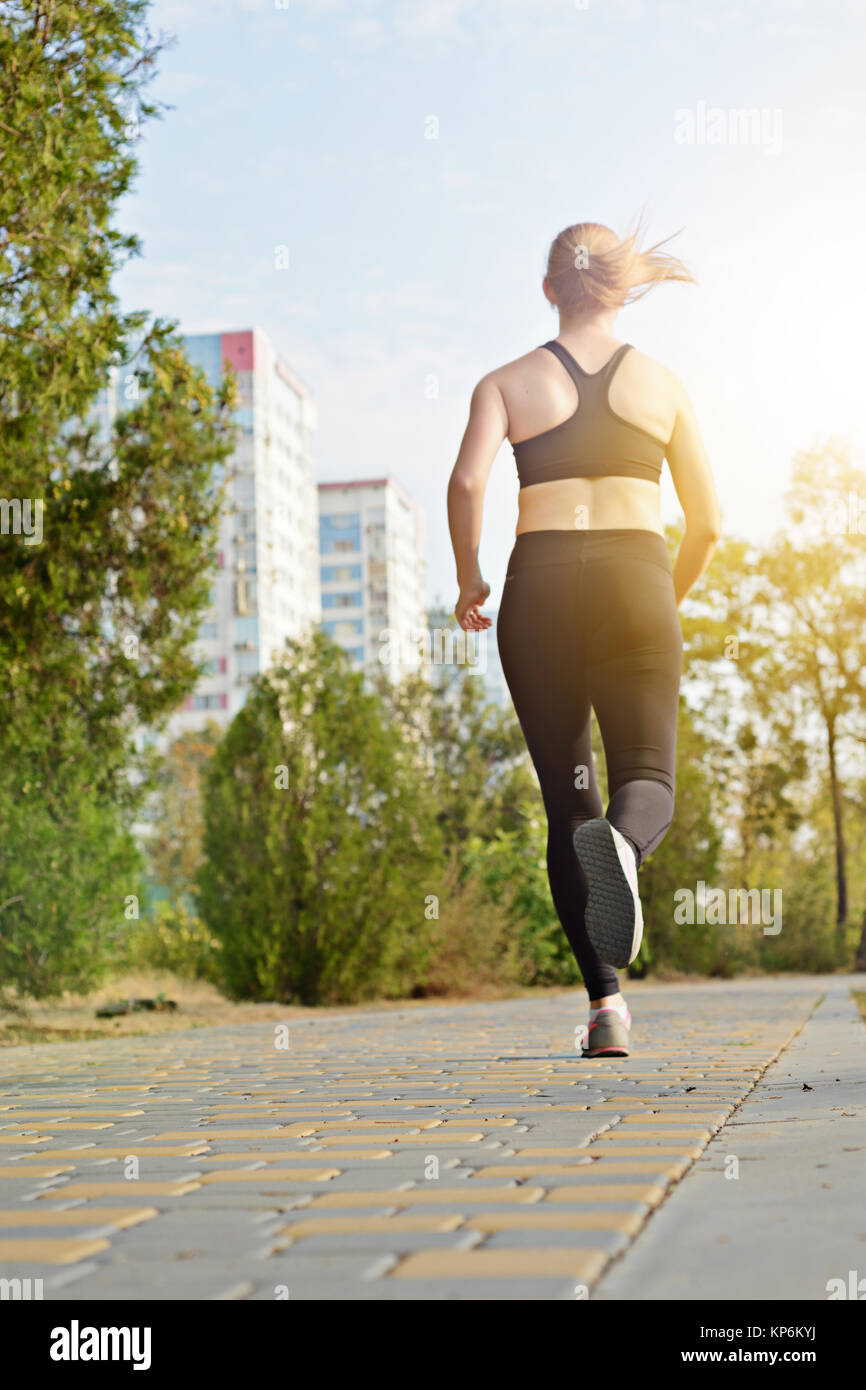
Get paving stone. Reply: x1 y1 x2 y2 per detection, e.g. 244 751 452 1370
390 1248 608 1279
198 1168 340 1184
0 1236 111 1263
36 1181 202 1199
0 1207 157 1229
0 974 833 1299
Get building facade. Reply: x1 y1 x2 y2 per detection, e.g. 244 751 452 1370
169 329 321 729
318 478 426 680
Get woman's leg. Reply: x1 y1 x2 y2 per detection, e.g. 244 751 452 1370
496 540 619 1000
585 536 683 866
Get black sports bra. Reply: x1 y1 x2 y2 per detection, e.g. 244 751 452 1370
512 340 666 488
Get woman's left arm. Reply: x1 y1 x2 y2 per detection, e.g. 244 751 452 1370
447 374 508 631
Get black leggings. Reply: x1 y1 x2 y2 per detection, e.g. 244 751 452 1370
497 528 683 1000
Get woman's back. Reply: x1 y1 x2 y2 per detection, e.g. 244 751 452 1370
496 336 678 453
489 335 680 536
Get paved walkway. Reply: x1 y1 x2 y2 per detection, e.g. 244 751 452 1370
0 975 862 1300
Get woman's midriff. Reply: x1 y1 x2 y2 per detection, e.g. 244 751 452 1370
515 476 664 536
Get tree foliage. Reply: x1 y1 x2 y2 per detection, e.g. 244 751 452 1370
0 1 236 995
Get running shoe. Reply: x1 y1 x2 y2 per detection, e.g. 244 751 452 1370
582 1001 632 1058
573 817 643 968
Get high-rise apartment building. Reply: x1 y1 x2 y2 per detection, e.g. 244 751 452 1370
169 328 321 727
318 478 426 679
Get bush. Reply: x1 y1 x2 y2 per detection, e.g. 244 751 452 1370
198 632 443 1004
461 821 580 987
412 853 526 997
121 901 222 982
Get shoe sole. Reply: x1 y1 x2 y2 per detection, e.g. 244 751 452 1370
582 1046 630 1058
573 818 642 969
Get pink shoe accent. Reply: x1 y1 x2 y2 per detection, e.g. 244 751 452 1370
586 1005 631 1034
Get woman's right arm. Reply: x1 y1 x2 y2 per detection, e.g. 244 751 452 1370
666 379 722 606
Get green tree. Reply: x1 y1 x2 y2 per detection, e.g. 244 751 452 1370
0 1 237 996
198 633 443 1004
145 722 223 907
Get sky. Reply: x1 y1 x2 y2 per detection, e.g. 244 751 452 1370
117 0 866 609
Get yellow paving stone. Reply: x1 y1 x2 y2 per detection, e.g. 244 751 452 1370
0 1164 75 1177
0 1237 111 1264
0 1136 49 1145
591 1099 730 1109
303 1119 444 1130
583 1160 689 1177
37 1181 202 1198
276 1214 464 1238
208 1098 471 1110
12 1145 211 1160
200 1107 342 1116
379 1133 486 1145
514 1148 598 1157
617 1106 733 1117
467 1210 644 1234
585 1145 703 1159
0 1097 93 1105
216 1094 346 1103
471 1165 600 1178
545 1182 667 1204
3 1110 144 1118
615 1110 729 1121
146 1128 311 1141
596 1128 712 1141
199 1150 391 1162
306 1186 546 1209
0 1207 158 1229
2 1122 117 1133
434 1116 520 1125
198 1168 340 1183
311 1133 484 1146
450 1106 588 1115
390 1248 608 1280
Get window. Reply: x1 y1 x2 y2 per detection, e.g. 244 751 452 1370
235 616 259 646
200 621 219 641
191 693 226 711
322 591 362 609
322 618 363 639
321 564 361 584
233 577 257 616
236 650 259 675
320 512 361 555
200 657 227 676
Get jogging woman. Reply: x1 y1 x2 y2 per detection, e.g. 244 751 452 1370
447 222 721 1057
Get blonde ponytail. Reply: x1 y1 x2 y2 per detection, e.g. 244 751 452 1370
545 220 694 314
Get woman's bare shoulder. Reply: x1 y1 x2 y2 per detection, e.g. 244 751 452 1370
624 346 682 390
483 345 551 385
